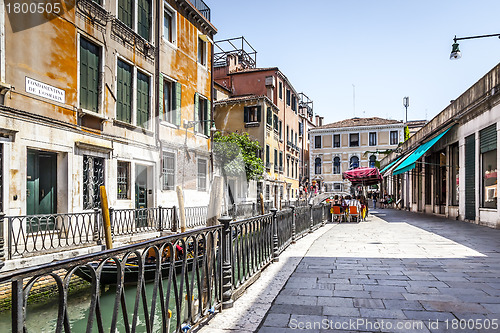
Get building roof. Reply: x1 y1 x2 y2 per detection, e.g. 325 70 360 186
214 94 279 110
405 120 428 128
316 117 403 129
227 67 279 75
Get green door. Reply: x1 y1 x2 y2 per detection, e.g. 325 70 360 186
26 150 57 232
135 165 148 228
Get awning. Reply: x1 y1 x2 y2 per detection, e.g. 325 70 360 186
343 167 383 185
380 156 402 174
392 126 453 176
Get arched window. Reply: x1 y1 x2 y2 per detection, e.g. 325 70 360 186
350 156 359 169
333 157 341 174
369 155 377 168
315 157 322 174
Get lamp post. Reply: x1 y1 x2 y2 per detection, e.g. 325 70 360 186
450 33 500 59
403 96 409 123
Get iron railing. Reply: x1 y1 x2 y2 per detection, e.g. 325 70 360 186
6 210 101 259
0 204 330 331
230 214 273 290
110 206 176 236
0 226 222 333
188 0 211 21
185 206 208 228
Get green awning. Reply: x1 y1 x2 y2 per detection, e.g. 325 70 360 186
380 156 402 174
392 126 453 176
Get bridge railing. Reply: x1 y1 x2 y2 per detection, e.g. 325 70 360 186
0 203 330 332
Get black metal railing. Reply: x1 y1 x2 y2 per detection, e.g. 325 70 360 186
185 206 208 228
6 210 101 259
110 206 176 236
0 226 222 333
230 214 273 290
188 0 211 21
228 202 258 220
0 204 330 331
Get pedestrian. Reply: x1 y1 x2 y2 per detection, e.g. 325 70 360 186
373 191 378 209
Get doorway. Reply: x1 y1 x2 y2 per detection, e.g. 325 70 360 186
27 149 57 231
135 164 149 228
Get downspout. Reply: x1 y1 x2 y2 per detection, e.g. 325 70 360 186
210 31 214 177
154 0 161 205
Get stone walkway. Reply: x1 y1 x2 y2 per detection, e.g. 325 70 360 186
199 209 500 333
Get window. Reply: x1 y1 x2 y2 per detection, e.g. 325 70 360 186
266 145 270 168
333 157 340 174
390 131 399 145
315 135 321 148
315 157 321 174
286 158 290 177
295 133 297 146
136 71 150 128
117 161 130 199
350 156 359 169
162 79 181 125
163 5 176 43
118 0 151 41
162 152 175 190
279 81 283 99
83 155 105 210
278 120 282 139
117 59 132 123
265 185 270 201
286 89 291 106
291 94 296 111
299 122 303 136
369 155 377 168
195 94 210 136
290 129 293 143
198 159 207 191
80 37 101 112
286 125 290 142
273 114 279 132
333 134 340 148
244 105 261 123
480 124 497 209
274 149 278 171
266 107 272 126
279 151 283 172
369 132 377 146
198 37 206 66
349 133 359 147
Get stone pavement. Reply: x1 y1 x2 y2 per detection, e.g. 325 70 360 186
199 209 500 333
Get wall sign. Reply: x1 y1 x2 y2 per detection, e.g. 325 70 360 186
25 77 65 103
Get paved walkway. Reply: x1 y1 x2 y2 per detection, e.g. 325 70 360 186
199 209 500 333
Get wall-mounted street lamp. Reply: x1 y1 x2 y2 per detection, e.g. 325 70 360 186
450 33 500 59
183 119 217 133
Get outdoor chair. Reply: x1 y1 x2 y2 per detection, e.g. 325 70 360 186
348 206 360 222
331 205 344 222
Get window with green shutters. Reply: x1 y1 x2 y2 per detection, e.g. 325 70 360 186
266 107 272 126
117 59 132 123
138 0 151 40
80 37 100 112
118 0 133 29
195 93 210 136
136 71 150 128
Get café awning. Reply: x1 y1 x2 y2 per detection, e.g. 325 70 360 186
392 126 453 176
343 167 383 186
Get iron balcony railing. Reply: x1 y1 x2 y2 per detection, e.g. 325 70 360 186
188 0 211 21
184 206 208 228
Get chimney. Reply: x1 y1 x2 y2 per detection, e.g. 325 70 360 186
319 117 324 127
227 54 238 73
265 76 275 100
315 115 319 126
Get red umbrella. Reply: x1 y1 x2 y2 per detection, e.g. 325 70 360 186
342 167 382 185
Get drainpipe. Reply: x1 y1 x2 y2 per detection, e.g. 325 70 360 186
154 0 161 208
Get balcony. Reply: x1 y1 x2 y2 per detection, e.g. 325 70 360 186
188 0 211 21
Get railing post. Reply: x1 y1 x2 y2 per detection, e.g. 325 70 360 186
158 206 163 232
309 203 314 233
93 208 100 244
108 207 115 240
0 212 5 265
252 202 256 216
219 215 233 309
290 205 296 244
172 206 178 233
12 278 24 332
232 203 236 220
270 207 279 262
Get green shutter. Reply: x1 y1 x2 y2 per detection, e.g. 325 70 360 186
194 93 199 132
480 124 497 153
138 0 151 40
117 60 132 123
205 99 211 136
257 106 261 122
465 134 475 220
137 72 149 128
159 74 164 121
118 0 133 28
174 82 181 126
80 38 99 112
243 107 249 123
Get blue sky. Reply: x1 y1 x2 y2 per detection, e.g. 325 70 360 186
209 0 500 124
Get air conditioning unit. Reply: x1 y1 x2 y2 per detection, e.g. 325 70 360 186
265 76 275 88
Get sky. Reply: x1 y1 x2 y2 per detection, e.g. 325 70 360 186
208 0 500 124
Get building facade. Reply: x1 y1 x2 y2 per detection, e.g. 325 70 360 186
381 63 500 228
309 117 404 194
0 0 216 221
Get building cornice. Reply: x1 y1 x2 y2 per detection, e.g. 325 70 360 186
309 123 404 134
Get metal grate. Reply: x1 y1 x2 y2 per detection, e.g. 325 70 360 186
83 155 105 210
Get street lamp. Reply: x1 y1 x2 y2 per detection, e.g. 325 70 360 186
450 33 500 60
